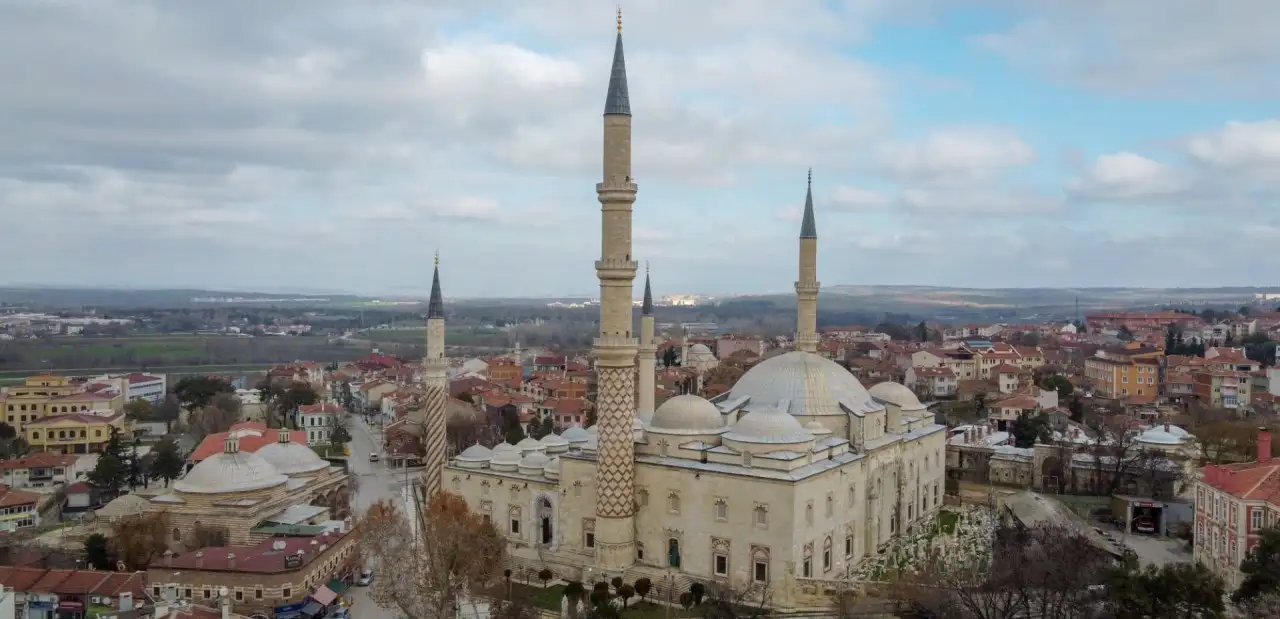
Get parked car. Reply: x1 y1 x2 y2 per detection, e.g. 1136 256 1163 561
356 569 374 586
1135 518 1156 534
369 453 380 462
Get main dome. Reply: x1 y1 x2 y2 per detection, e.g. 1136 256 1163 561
172 451 288 494
255 441 330 475
723 351 881 417
648 394 725 433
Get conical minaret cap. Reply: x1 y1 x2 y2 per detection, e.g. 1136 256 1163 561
642 263 654 315
800 168 817 239
603 10 631 116
427 252 445 320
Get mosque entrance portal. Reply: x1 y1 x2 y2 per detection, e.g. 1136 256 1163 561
537 497 553 545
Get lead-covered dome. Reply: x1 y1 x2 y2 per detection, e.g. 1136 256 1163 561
256 441 330 476
648 394 725 433
173 450 287 494
723 351 882 417
1136 424 1191 446
869 382 927 413
724 407 813 444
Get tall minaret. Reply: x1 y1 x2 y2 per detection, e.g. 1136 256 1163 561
593 8 639 572
637 263 657 416
795 169 820 353
422 252 448 498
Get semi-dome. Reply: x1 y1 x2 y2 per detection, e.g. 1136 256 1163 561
256 441 330 476
724 407 813 444
562 425 591 443
723 351 882 417
456 444 494 462
869 382 927 412
173 450 287 494
648 394 726 433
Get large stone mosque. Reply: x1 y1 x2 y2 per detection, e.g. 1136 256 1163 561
420 16 948 608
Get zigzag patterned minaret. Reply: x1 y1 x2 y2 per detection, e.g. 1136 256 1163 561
637 264 657 416
422 252 448 498
593 9 639 572
795 169 820 354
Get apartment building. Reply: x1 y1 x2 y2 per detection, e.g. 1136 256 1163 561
1083 343 1164 399
24 412 131 455
0 375 124 432
1195 430 1280 589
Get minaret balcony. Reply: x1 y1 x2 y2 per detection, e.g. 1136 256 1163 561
795 281 821 294
596 259 638 279
596 182 638 204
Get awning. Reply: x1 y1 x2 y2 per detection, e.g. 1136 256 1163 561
299 601 325 619
310 586 338 607
326 579 348 595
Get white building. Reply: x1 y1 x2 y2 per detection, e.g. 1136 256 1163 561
298 402 344 446
0 453 78 489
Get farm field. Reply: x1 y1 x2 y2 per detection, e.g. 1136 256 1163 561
0 334 376 373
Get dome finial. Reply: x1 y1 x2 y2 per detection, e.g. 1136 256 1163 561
617 7 623 33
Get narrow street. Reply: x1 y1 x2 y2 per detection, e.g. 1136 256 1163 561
345 413 415 619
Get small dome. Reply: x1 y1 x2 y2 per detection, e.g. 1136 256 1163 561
456 444 493 462
804 421 833 436
519 452 551 473
544 456 561 476
586 425 599 435
869 382 927 412
562 425 590 443
648 394 725 433
688 343 714 356
173 451 287 495
1137 425 1190 446
492 442 518 455
256 441 330 475
491 448 521 467
582 434 599 452
540 433 569 449
724 407 813 444
516 437 544 453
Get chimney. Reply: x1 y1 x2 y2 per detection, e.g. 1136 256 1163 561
1259 427 1272 464
195 550 204 569
227 552 236 570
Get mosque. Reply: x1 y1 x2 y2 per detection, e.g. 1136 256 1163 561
421 15 947 608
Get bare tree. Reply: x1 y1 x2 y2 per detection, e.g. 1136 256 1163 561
361 493 506 619
1078 417 1149 496
891 523 1110 619
699 580 771 619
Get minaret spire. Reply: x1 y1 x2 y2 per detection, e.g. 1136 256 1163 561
594 10 639 572
422 253 449 498
642 262 654 316
637 263 657 418
795 169 820 353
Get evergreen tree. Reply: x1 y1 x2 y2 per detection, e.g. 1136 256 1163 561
1236 526 1280 604
83 533 114 570
150 439 185 485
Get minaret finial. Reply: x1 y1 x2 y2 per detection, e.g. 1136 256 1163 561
807 167 812 189
434 250 439 268
645 260 650 274
617 7 623 33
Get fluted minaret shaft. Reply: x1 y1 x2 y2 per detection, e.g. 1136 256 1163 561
422 256 448 498
637 268 657 416
593 11 639 572
795 169 820 353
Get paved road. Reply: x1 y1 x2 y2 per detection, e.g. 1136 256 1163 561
345 414 414 619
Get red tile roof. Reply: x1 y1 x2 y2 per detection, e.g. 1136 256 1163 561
298 403 343 414
991 364 1022 375
0 453 77 470
0 485 39 508
126 373 163 384
189 422 307 462
156 529 352 573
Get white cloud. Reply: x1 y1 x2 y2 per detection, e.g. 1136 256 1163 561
830 186 892 211
1068 152 1189 200
878 127 1035 186
1185 120 1280 184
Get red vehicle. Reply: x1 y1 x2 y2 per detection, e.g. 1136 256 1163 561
1135 518 1156 534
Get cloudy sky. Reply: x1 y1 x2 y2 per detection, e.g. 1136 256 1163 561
2 1 1278 298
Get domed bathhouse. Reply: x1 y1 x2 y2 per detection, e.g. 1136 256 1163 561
147 427 353 551
438 17 947 610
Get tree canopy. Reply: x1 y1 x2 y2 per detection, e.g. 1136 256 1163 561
172 376 234 412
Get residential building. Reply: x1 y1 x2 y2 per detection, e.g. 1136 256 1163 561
23 413 131 455
715 336 765 359
1085 311 1195 332
0 375 123 433
1083 343 1164 399
0 486 39 532
298 403 344 446
0 568 147 619
87 373 167 404
903 366 957 399
1195 430 1279 588
0 454 78 489
1193 371 1252 409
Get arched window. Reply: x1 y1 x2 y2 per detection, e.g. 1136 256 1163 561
172 528 181 542
754 505 768 527
667 492 681 515
805 502 813 525
636 488 649 507
713 499 728 521
825 494 833 518
823 537 833 572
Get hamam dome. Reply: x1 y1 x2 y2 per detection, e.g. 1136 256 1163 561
722 351 882 416
173 449 288 494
